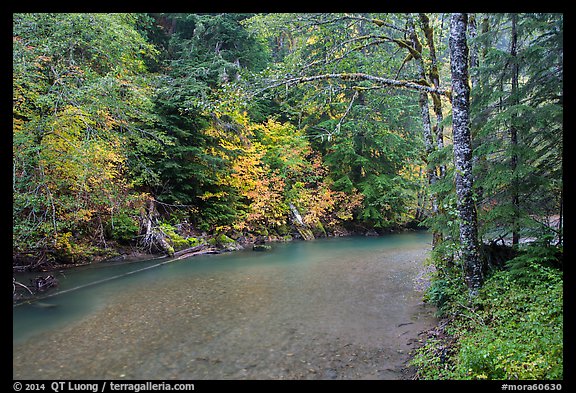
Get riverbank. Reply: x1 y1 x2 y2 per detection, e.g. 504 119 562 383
408 242 563 380
13 222 427 274
14 235 437 380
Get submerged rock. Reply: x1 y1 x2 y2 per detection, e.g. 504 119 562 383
32 302 59 309
252 244 272 252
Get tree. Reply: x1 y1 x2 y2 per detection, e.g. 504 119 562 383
245 13 449 232
509 13 520 246
13 13 164 265
406 13 441 243
144 13 271 231
470 14 563 247
449 13 483 296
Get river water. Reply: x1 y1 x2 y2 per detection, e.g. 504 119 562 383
13 232 437 380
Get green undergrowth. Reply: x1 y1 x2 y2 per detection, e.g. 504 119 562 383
411 243 563 380
159 223 203 251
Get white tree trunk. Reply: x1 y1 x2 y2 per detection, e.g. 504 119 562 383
449 13 484 297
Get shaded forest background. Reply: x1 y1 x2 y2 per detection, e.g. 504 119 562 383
13 13 562 265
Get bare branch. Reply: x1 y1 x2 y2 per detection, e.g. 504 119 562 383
333 90 359 136
13 278 34 295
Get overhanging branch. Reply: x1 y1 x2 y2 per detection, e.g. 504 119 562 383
261 72 451 98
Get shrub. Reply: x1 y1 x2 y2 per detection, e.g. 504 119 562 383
459 269 563 379
106 213 140 244
412 266 563 380
53 231 97 263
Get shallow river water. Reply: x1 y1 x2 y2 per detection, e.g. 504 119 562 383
13 232 437 380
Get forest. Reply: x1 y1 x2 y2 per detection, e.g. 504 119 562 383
13 13 563 380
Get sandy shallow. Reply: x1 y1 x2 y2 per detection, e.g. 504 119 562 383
13 243 437 380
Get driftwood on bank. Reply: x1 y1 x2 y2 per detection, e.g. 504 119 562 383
13 274 59 302
172 244 220 260
140 197 174 255
289 203 315 241
13 278 34 296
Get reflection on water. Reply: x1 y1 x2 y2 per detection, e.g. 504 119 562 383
13 232 436 380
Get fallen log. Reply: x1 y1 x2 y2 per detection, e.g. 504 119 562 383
172 244 209 258
289 203 315 241
172 245 220 260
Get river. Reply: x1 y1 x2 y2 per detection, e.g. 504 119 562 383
13 232 437 380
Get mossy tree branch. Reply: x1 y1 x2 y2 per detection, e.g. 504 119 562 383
262 72 450 97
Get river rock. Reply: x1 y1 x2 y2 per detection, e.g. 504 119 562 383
253 244 272 251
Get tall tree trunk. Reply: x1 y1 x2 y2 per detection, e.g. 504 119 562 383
419 13 446 178
419 13 447 247
449 13 484 297
510 13 520 246
407 14 441 247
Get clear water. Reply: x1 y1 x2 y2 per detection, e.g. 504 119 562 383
13 232 436 380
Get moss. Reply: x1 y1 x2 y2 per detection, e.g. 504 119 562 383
416 78 431 87
393 38 421 59
209 233 236 247
220 234 235 244
296 227 315 241
159 222 191 251
171 237 189 250
166 245 175 257
187 237 201 247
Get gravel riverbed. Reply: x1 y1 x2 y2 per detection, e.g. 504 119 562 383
13 242 437 380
